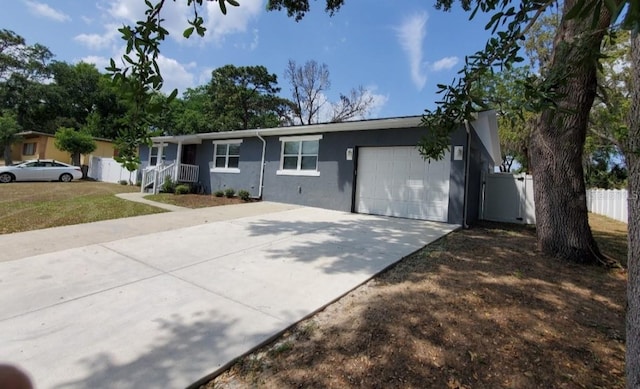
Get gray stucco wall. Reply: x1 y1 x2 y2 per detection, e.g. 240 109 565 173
260 126 468 224
204 138 263 197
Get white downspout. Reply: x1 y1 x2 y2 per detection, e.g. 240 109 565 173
256 131 266 199
463 120 472 229
175 140 183 182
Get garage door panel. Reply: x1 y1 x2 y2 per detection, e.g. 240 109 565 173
355 146 450 222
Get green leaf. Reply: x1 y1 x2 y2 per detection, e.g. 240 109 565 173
183 26 194 38
227 0 240 6
167 88 178 103
219 0 227 14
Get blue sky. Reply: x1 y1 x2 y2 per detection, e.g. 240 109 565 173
0 0 496 119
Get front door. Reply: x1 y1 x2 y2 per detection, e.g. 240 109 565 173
181 144 197 165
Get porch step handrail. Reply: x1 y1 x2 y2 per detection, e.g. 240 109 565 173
140 162 176 193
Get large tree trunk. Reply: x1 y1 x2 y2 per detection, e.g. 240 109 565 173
529 0 613 264
2 143 12 165
626 29 640 389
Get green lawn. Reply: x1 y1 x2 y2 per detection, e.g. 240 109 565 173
0 181 165 234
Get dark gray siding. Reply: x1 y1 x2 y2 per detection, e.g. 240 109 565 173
465 127 494 224
447 129 468 225
261 126 468 224
205 138 263 197
139 145 150 167
195 142 212 193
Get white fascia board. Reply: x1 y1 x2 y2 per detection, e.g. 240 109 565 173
196 116 424 140
150 134 202 144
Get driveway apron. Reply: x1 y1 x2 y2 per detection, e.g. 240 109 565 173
0 203 458 389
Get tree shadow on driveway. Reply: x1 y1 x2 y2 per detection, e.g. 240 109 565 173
239 213 457 276
53 309 278 389
210 222 627 388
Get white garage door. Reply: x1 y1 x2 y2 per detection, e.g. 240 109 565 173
355 146 451 222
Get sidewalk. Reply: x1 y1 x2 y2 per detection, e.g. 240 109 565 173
115 192 189 212
0 201 300 262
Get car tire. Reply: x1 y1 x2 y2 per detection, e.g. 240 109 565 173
0 173 13 183
59 173 73 182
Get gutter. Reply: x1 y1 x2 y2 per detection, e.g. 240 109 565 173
256 131 266 199
462 120 472 229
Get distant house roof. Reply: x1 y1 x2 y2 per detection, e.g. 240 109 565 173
15 131 115 143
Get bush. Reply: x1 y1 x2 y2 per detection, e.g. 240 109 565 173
214 190 224 197
175 184 190 195
238 189 251 201
224 188 236 198
161 175 175 193
119 180 128 186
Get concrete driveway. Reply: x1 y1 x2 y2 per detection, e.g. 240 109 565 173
0 202 458 389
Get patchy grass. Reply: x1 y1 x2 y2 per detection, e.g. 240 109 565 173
589 213 628 266
144 193 250 208
0 181 164 234
206 217 627 389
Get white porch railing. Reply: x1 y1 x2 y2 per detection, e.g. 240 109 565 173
177 164 199 183
141 162 199 193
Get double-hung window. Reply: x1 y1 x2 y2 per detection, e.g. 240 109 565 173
211 140 242 173
277 135 322 176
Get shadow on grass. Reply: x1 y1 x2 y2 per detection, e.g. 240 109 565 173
212 221 626 388
588 213 628 266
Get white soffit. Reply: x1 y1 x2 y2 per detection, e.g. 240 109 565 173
471 110 502 165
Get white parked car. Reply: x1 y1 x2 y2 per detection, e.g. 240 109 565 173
0 160 83 183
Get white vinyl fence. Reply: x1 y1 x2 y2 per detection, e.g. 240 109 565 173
88 157 139 185
586 188 628 223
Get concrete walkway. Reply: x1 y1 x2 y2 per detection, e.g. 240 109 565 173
115 192 189 212
0 204 458 389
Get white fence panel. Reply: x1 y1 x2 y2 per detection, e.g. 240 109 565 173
88 157 139 185
586 189 628 223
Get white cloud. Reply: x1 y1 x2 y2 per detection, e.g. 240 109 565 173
79 56 110 71
234 28 260 51
74 24 119 51
25 1 71 22
106 0 147 22
396 12 428 91
431 56 459 72
198 67 214 86
103 0 262 46
203 0 263 44
363 86 389 119
156 55 197 94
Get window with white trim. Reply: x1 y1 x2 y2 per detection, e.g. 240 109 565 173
277 135 322 176
211 140 242 173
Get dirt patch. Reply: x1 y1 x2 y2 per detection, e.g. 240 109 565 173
205 218 626 389
143 194 252 208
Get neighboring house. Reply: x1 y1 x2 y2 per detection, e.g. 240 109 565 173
139 111 501 225
11 131 116 165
